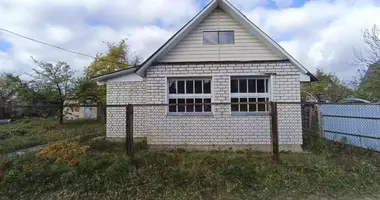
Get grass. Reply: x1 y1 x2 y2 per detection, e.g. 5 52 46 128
0 118 105 154
1 139 380 200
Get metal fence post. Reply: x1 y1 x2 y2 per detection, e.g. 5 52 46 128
271 101 280 162
126 104 134 157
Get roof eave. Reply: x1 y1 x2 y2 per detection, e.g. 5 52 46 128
92 67 137 83
135 0 218 76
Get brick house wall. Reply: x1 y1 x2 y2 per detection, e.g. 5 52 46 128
106 61 303 151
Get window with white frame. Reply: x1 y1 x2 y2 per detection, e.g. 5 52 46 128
203 31 235 45
230 77 270 112
168 78 212 113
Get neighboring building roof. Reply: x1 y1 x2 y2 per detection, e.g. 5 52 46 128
338 98 371 104
93 0 316 82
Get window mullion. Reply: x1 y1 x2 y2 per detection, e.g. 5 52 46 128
184 80 187 94
264 79 267 93
176 80 178 94
246 79 248 112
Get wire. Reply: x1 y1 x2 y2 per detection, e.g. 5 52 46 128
0 28 96 59
0 28 134 67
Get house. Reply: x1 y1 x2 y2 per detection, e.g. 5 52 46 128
63 99 97 120
93 0 316 152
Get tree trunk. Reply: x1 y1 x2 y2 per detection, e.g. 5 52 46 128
0 98 5 120
59 105 64 124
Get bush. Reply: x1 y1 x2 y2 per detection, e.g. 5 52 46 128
0 132 9 140
303 129 328 154
36 142 89 164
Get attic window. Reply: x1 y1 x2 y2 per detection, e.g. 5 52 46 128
203 31 234 45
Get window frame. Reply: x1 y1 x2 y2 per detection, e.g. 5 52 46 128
230 76 271 114
167 77 213 115
203 31 235 45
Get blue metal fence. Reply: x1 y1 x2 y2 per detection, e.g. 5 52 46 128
318 104 380 151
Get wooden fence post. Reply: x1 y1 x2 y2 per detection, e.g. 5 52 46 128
271 101 280 162
126 104 134 157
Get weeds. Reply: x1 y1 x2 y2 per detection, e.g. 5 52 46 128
1 148 380 200
0 118 104 154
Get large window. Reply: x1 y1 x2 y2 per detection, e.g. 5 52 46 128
168 78 212 113
230 77 270 112
203 31 234 45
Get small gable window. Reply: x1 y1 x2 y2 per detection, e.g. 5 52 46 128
203 31 234 45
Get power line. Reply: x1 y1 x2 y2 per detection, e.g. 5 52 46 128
0 28 96 59
0 28 133 67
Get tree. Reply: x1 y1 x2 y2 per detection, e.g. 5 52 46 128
85 39 141 78
80 39 141 105
30 59 76 123
354 24 380 65
353 24 380 101
302 69 353 102
0 73 23 119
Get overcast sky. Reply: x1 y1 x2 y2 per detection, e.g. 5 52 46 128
1 0 380 80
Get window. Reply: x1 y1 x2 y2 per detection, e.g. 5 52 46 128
230 77 270 112
168 78 212 113
203 31 234 45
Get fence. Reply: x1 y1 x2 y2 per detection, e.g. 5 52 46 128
2 102 380 160
0 102 282 160
318 104 380 152
124 102 281 161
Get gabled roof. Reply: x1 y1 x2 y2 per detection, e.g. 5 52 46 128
94 0 316 82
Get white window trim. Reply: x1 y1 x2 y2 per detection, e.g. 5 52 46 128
203 30 235 45
166 77 213 115
230 76 271 114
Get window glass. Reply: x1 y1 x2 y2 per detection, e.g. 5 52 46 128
239 79 247 93
231 79 238 93
257 79 265 93
204 99 211 112
178 81 185 94
169 99 177 112
258 98 266 111
169 81 176 94
240 98 248 111
203 31 235 44
186 80 193 94
203 32 218 44
203 80 211 94
219 31 234 44
249 98 257 112
168 78 212 113
230 77 270 112
186 99 194 112
178 99 185 112
231 98 239 112
195 80 203 94
195 99 203 112
248 79 256 93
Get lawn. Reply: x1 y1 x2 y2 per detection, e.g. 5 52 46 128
0 118 105 154
1 139 380 200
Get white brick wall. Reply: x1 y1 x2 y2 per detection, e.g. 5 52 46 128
106 61 303 151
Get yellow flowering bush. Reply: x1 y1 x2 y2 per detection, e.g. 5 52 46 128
36 141 89 164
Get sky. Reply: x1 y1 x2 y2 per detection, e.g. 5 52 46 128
1 0 380 80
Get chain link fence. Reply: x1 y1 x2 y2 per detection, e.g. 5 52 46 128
302 102 380 157
2 102 380 160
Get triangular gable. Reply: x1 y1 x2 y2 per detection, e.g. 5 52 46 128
159 8 282 62
94 0 315 82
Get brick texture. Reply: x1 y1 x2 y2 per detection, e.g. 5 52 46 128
106 61 303 151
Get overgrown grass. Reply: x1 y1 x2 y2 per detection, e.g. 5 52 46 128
1 139 380 200
0 118 105 154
